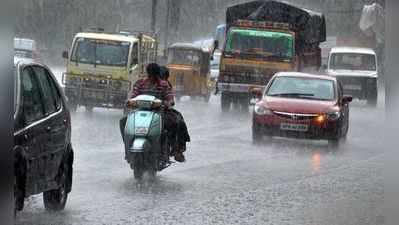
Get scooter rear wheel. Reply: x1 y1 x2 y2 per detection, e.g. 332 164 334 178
132 153 145 180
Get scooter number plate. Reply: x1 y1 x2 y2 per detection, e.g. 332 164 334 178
135 127 149 134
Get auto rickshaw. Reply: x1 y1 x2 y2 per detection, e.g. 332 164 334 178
167 43 214 102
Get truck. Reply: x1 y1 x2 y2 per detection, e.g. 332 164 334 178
62 29 157 112
214 0 326 112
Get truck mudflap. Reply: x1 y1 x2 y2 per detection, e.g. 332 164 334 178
217 82 265 93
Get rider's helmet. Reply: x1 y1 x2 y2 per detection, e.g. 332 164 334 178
146 63 161 79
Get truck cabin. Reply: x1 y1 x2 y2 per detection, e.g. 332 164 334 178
328 47 377 72
70 36 133 68
224 20 295 62
220 0 326 70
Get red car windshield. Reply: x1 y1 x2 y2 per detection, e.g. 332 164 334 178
267 76 336 101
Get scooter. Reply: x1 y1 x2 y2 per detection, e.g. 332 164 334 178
124 95 171 180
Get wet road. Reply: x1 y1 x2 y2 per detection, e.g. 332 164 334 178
16 70 384 225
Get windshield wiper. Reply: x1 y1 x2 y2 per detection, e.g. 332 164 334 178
269 93 315 97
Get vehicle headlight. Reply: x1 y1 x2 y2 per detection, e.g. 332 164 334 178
254 105 272 115
327 111 341 121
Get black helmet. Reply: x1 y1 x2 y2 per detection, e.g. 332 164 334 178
160 66 170 80
146 63 161 78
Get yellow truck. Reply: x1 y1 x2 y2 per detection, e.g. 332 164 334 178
62 29 157 111
214 1 326 112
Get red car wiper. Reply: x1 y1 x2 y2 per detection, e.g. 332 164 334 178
269 93 315 97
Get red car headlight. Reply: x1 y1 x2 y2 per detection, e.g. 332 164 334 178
326 111 341 121
254 105 272 116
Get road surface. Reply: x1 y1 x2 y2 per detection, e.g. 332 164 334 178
16 68 384 225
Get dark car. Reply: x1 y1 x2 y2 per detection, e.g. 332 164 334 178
252 72 352 147
14 59 74 213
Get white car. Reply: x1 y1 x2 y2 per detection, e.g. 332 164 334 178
327 46 378 106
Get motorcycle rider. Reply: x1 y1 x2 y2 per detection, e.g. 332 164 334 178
120 63 186 162
160 66 191 156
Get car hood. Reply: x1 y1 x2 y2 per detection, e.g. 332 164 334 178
328 69 378 78
260 96 338 114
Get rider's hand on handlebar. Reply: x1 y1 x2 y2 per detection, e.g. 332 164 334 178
126 99 137 108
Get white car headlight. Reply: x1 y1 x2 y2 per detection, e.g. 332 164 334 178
254 105 272 115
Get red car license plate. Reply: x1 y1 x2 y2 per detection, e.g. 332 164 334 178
280 123 309 132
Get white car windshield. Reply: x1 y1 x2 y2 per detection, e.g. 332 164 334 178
330 53 376 71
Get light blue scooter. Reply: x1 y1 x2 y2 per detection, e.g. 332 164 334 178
124 95 171 180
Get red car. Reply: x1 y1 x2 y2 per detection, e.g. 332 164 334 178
252 72 352 146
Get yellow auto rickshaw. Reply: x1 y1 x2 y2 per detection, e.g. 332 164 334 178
167 43 214 102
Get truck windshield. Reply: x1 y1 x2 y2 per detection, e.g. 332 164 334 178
329 53 376 71
225 28 294 59
168 49 201 66
71 38 130 67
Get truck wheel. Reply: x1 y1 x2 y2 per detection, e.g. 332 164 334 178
221 93 231 112
43 161 69 211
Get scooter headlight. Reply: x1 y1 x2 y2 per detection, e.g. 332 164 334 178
254 105 272 115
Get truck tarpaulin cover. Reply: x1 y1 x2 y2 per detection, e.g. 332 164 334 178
226 0 326 44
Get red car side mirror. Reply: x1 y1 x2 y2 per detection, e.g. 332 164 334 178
251 88 263 99
342 96 353 104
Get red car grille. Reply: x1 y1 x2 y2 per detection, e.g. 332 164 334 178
273 111 319 121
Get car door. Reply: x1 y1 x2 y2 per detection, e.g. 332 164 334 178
32 65 68 189
15 66 47 196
